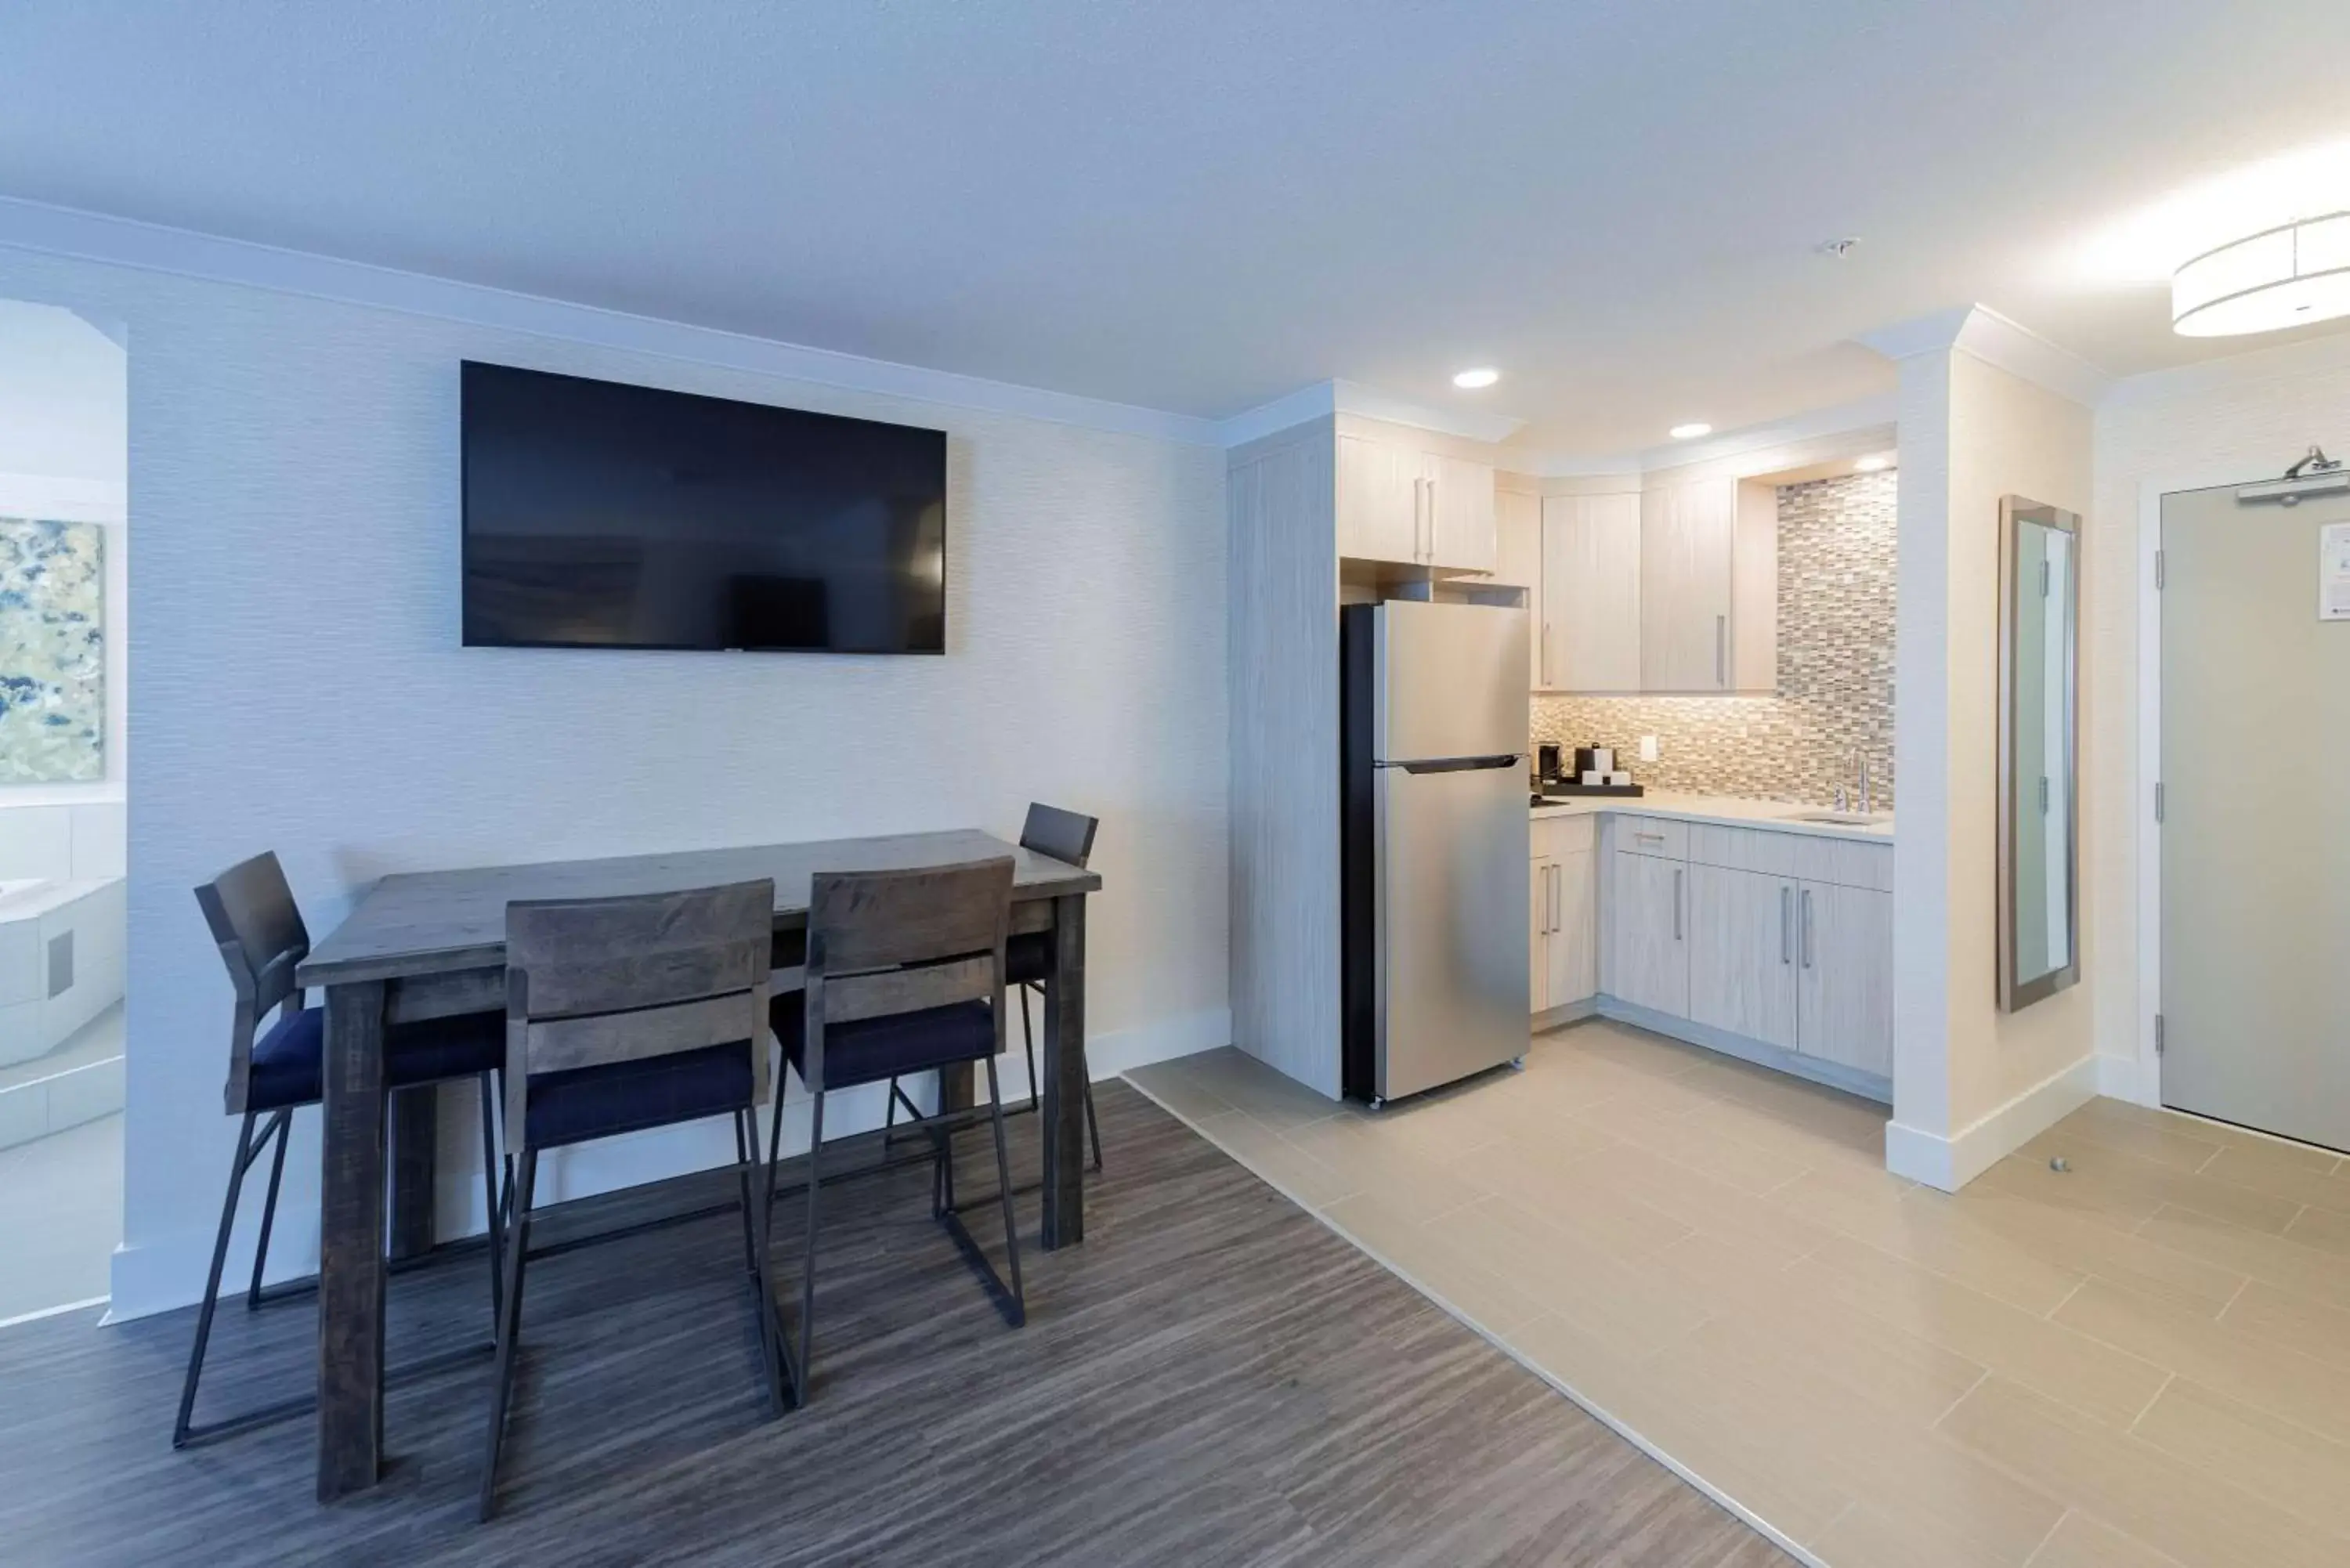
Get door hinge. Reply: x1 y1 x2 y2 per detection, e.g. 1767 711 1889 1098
2154 1013 2166 1055
2154 782 2165 824
2155 548 2165 590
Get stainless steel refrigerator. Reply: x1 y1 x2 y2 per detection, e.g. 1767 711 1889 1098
1340 600 1531 1104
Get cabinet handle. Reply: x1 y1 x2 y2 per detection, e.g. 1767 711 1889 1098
1715 615 1727 687
1541 624 1551 686
1673 868 1684 941
1549 864 1560 934
1781 885 1792 965
1635 831 1665 846
1802 888 1815 969
1426 477 1437 561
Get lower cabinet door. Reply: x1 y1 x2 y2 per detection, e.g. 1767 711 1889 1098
1609 851 1688 1017
1530 855 1555 1014
1796 880 1894 1077
1687 865 1798 1050
1550 849 1597 1008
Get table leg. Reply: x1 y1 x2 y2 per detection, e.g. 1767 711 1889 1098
1041 892 1086 1249
386 1086 438 1262
317 979 387 1501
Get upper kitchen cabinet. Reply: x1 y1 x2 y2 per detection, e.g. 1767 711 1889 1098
1637 476 1775 693
1336 430 1496 573
1427 451 1497 572
1336 433 1420 565
1538 493 1641 692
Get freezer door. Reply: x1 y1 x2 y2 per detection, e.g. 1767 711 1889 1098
1376 600 1530 763
1376 761 1531 1100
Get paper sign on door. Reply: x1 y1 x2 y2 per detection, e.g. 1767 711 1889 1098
2326 523 2350 622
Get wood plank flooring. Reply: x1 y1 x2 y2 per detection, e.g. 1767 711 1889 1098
0 1080 1782 1567
1132 1024 2350 1568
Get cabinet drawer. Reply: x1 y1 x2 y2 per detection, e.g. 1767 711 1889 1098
1531 814 1595 860
1612 815 1687 861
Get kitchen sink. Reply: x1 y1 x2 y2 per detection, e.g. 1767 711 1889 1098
1789 811 1892 826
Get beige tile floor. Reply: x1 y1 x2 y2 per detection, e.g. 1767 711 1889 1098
1128 1021 2350 1568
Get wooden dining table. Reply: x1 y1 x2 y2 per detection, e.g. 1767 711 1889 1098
294 828 1102 1502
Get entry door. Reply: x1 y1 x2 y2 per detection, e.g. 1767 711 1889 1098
2161 482 2350 1153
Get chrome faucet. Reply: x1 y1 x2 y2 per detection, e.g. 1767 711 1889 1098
1837 751 1873 816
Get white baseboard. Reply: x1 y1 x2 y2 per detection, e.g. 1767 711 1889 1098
1885 1053 2099 1191
107 1005 1232 1321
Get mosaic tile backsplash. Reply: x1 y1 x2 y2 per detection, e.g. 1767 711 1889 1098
1533 471 1895 807
0 518 106 784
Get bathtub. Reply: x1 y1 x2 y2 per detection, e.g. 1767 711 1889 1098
0 876 125 1070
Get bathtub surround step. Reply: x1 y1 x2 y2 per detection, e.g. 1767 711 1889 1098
0 1003 124 1151
0 876 124 1071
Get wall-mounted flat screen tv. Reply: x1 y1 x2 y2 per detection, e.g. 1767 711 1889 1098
461 362 947 652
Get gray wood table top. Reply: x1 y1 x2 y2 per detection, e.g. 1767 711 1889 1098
298 829 1101 986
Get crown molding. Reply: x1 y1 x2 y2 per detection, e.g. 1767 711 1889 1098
1216 378 1527 449
1856 304 2110 406
0 195 1224 447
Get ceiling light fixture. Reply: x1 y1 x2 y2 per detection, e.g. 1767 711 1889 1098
1855 455 1890 472
1668 422 1712 440
2173 210 2350 336
1452 367 1500 389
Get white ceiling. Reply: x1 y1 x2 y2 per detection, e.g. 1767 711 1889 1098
4 1 2349 455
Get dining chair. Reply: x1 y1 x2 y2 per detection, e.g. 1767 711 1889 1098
765 855 1024 1404
177 851 508 1450
878 804 1102 1172
479 879 783 1521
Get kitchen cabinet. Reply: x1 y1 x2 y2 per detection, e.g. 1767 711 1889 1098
1531 833 1596 1016
1795 880 1894 1077
1492 490 1543 689
1640 478 1737 691
1538 493 1642 691
1336 432 1495 572
1687 864 1797 1050
1336 433 1419 565
1428 452 1497 573
1608 849 1687 1017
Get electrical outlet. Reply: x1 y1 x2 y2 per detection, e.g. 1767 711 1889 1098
1638 735 1660 763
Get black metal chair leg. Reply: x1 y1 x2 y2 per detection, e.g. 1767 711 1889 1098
174 1112 260 1448
733 1109 788 1417
1083 1074 1103 1174
1019 985 1040 1116
982 1055 1026 1322
243 1110 291 1311
477 1147 537 1523
479 1073 504 1325
794 1086 825 1404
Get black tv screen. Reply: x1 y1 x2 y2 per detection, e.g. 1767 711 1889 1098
461 362 946 652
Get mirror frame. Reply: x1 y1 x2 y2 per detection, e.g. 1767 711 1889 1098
1998 495 2081 1012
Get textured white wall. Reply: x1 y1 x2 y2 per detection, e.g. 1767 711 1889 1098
0 247 1229 1318
2089 333 2350 1099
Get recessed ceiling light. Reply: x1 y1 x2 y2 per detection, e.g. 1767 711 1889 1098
1856 455 1890 472
1452 367 1500 389
1668 422 1712 440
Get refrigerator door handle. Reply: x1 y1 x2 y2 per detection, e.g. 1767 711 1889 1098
1391 754 1526 774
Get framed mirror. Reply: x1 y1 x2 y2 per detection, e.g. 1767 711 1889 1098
1998 496 2081 1011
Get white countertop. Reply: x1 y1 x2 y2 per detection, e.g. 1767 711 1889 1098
1530 790 1893 844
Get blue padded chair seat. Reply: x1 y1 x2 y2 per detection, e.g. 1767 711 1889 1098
245 1006 508 1112
526 1040 756 1149
772 998 995 1092
1004 931 1052 987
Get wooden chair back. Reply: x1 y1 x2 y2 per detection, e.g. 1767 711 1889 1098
503 880 777 1143
1018 804 1098 869
801 857 1014 1086
195 851 313 1115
